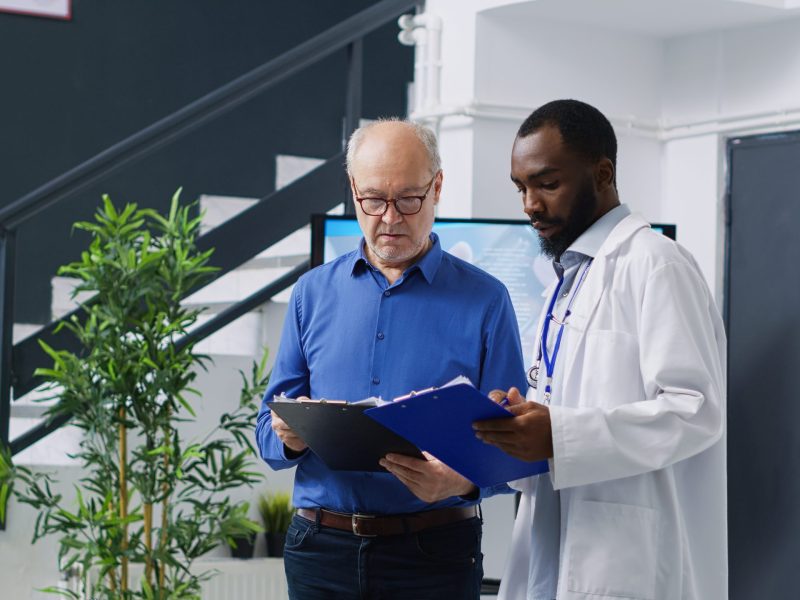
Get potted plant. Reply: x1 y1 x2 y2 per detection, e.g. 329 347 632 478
228 527 257 560
1 192 270 598
257 491 294 557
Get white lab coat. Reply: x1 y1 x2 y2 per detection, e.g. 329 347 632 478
500 214 727 600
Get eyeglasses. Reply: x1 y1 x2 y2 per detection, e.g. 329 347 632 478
351 173 437 216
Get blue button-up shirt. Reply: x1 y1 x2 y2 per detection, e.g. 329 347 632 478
255 233 527 514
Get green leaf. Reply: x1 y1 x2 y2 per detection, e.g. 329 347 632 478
102 194 118 220
36 586 80 599
175 392 197 417
169 188 181 225
141 576 155 600
0 444 14 525
146 445 172 457
36 339 66 368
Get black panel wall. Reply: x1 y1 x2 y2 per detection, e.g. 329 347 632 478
726 131 800 598
0 0 413 322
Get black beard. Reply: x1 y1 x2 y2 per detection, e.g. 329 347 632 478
534 179 598 260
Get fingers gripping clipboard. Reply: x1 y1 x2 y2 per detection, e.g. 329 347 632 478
268 400 423 472
365 383 549 487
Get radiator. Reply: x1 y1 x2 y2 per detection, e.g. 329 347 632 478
198 558 288 599
77 557 288 599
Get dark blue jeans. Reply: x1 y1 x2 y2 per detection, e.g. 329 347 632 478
283 513 483 599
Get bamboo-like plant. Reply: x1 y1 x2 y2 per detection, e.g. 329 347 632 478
0 192 269 599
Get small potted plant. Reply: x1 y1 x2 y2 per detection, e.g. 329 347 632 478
229 530 257 560
258 491 294 558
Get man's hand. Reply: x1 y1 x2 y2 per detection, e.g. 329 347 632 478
473 387 554 462
380 452 476 503
270 403 308 454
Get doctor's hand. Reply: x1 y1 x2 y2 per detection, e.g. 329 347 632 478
488 386 526 407
473 395 554 462
270 405 308 455
380 452 477 503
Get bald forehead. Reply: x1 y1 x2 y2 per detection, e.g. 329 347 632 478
350 122 431 178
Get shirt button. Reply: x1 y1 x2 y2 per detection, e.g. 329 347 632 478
377 332 385 340
372 377 380 385
383 290 391 297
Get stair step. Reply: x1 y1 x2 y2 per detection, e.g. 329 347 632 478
13 323 42 344
10 404 50 419
183 265 295 306
51 276 93 321
12 383 59 405
275 154 325 190
10 417 81 466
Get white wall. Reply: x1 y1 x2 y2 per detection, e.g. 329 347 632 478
663 19 800 124
661 19 800 294
432 5 669 225
424 1 800 305
0 466 83 599
661 135 725 298
475 12 664 119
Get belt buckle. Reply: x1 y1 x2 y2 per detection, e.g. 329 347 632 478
351 512 377 537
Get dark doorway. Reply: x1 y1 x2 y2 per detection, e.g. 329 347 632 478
726 130 800 598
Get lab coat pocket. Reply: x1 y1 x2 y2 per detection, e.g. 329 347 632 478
566 500 659 600
580 330 643 408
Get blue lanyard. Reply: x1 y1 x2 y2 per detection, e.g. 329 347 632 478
534 259 593 403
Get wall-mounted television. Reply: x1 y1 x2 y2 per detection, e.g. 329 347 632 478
310 215 676 361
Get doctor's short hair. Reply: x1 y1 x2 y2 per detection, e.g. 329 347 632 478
518 99 617 176
346 118 442 177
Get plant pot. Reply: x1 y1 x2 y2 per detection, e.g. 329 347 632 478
265 531 286 558
230 533 256 559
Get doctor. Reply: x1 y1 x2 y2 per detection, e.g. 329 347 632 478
474 99 727 600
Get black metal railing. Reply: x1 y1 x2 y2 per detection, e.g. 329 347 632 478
0 0 420 459
9 260 311 455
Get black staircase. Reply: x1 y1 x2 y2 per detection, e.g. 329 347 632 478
0 0 420 461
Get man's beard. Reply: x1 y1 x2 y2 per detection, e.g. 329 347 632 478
533 178 598 260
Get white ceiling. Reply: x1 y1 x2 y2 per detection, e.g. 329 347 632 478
481 0 800 38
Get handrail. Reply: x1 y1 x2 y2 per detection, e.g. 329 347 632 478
175 260 309 354
10 260 309 456
0 0 419 230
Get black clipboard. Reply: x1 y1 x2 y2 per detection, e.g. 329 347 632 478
268 400 424 472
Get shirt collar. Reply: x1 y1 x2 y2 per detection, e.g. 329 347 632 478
350 232 443 284
554 204 631 273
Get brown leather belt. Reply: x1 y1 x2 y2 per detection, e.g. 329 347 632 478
296 506 479 538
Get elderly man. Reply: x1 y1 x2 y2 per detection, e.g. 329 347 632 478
474 100 727 600
256 118 526 599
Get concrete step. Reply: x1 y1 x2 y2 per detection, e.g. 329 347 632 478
13 323 42 344
10 416 81 466
183 265 295 307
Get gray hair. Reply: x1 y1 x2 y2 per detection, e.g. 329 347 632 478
345 117 441 176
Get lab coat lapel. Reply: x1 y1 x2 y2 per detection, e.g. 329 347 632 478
560 214 651 387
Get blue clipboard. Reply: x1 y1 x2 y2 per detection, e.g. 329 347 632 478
365 383 549 488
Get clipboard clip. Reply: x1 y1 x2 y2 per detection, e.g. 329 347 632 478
393 385 438 402
299 397 347 405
